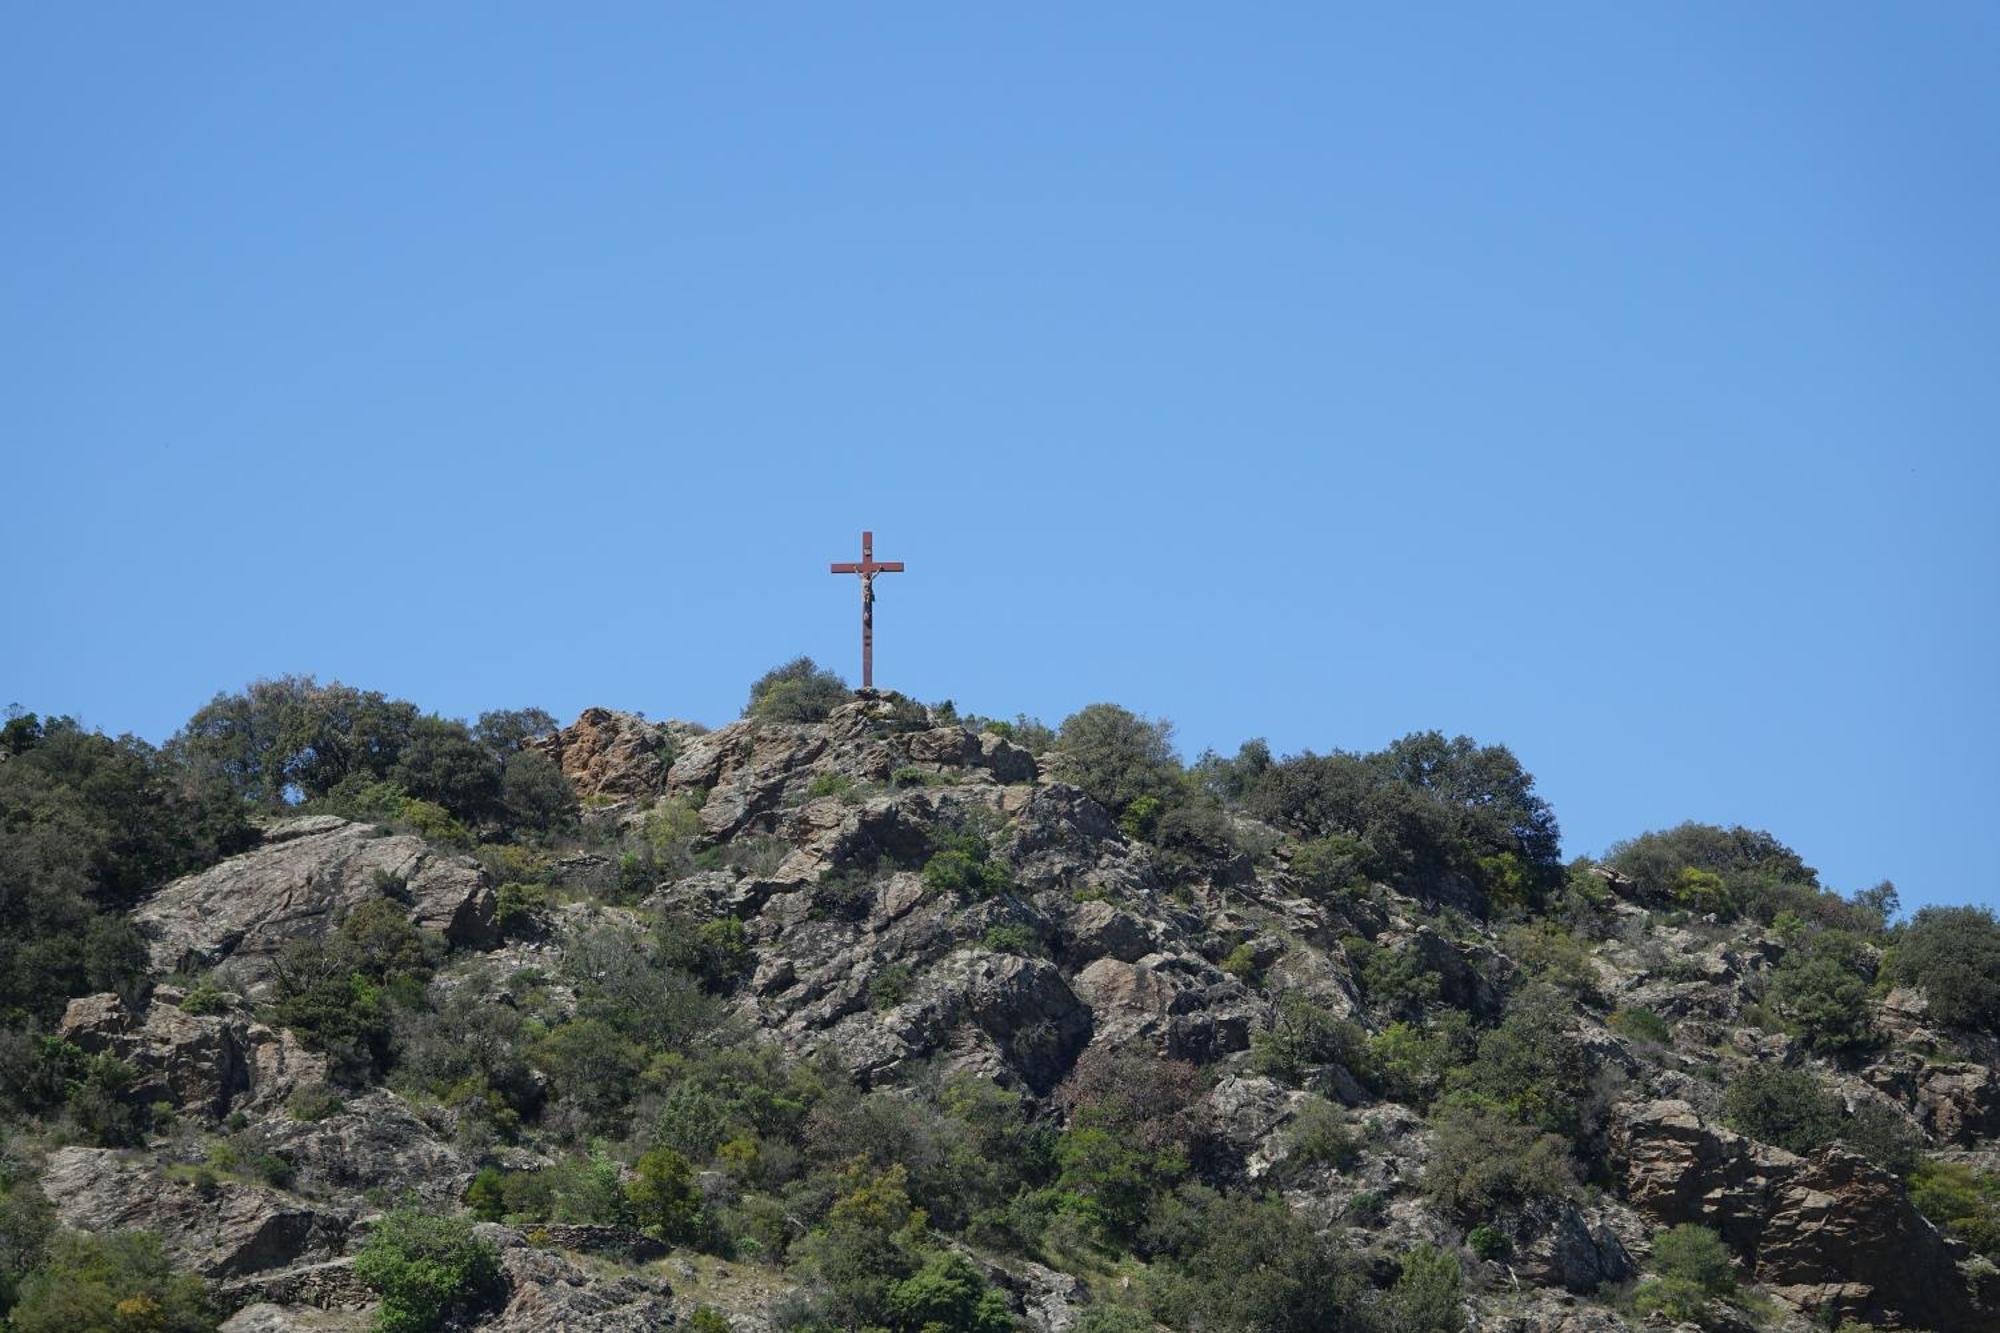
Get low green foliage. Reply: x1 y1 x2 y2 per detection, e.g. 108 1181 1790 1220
7 1229 215 1333
352 1206 499 1333
1250 994 1370 1089
806 771 854 800
1422 1098 1576 1218
744 657 850 723
921 830 1013 900
626 1147 705 1245
1893 905 2000 1032
1909 1158 2000 1262
1607 1005 1672 1044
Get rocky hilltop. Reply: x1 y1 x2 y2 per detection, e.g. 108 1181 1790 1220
3 677 1998 1333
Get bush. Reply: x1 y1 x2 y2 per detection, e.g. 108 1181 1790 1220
1280 1098 1357 1174
1767 932 1876 1053
921 831 1012 901
1448 986 1593 1137
1250 994 1370 1089
1290 835 1371 899
1720 1065 1840 1155
1051 704 1182 817
7 1229 214 1333
1422 1099 1576 1219
352 1207 500 1333
1466 1224 1510 1261
1608 1006 1672 1045
884 1249 1014 1333
744 657 850 723
1895 905 2000 1031
1908 1158 2000 1262
1653 1223 1736 1294
625 1148 705 1246
1381 1243 1463 1333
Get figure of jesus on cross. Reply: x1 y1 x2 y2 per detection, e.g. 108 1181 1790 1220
829 530 904 690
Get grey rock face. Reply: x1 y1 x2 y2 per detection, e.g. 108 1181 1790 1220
134 817 497 986
477 1224 681 1331
39 1147 351 1278
59 991 329 1119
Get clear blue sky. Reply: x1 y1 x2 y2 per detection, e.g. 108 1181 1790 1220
4 7 1995 910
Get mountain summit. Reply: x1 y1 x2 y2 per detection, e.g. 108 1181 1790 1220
2 677 1996 1333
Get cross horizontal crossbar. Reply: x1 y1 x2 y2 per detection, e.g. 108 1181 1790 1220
829 561 905 574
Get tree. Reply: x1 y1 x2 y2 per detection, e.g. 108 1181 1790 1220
884 1250 1014 1333
744 657 850 722
625 1148 704 1245
472 707 558 756
389 716 501 823
174 677 420 806
1768 932 1875 1053
352 1207 499 1333
1051 703 1181 817
499 749 578 838
1895 905 2000 1031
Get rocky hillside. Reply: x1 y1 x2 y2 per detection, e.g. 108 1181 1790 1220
3 677 1999 1333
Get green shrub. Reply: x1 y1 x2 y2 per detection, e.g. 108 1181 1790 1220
871 965 915 1010
744 657 850 723
493 881 549 936
1632 1276 1715 1326
1670 867 1735 918
625 1148 705 1246
1421 1099 1576 1218
1381 1243 1463 1333
1290 834 1371 899
352 1206 499 1333
177 978 230 1016
8 1229 214 1333
1345 936 1441 1015
1448 986 1593 1137
1768 931 1876 1053
807 771 854 800
980 924 1047 957
921 831 1012 900
1607 1006 1672 1045
884 1249 1014 1332
1280 1097 1357 1174
1909 1158 2000 1262
1466 1224 1510 1261
1219 941 1261 982
1894 906 2000 1031
686 1308 733 1333
1366 1013 1472 1107
1052 704 1183 818
1250 994 1370 1089
1720 1065 1840 1155
1653 1223 1736 1294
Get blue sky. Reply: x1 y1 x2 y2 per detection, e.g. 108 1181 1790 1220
4 6 1995 910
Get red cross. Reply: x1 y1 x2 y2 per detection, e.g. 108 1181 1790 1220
829 530 905 690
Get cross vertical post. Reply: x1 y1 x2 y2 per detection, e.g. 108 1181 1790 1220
829 530 905 689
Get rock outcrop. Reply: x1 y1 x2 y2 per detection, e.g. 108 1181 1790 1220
135 816 497 985
529 708 688 803
1612 1098 1990 1329
39 1147 351 1279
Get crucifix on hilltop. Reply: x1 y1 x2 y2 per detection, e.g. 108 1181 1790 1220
829 530 904 690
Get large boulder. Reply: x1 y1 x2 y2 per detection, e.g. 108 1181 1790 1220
476 1224 680 1331
529 707 685 802
1611 1098 1991 1328
39 1147 350 1279
239 1089 471 1204
135 817 497 986
58 991 328 1119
